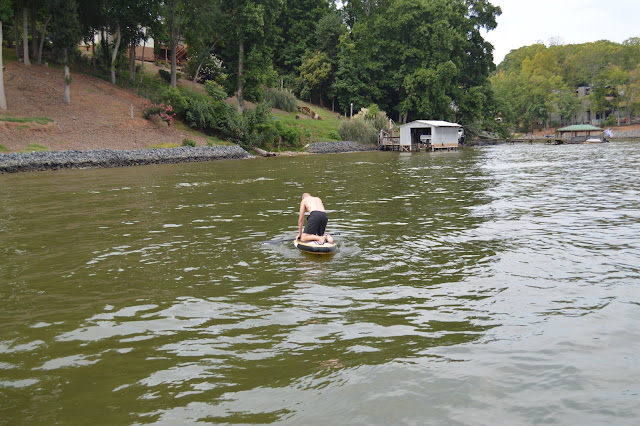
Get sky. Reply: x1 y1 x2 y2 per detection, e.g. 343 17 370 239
482 0 640 64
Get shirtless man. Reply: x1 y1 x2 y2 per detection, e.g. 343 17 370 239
297 193 334 244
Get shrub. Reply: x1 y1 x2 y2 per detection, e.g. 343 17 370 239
255 123 280 146
280 125 301 147
185 97 216 129
327 130 341 140
339 116 378 144
182 138 197 147
142 102 175 126
204 80 227 101
158 69 183 83
355 104 390 132
264 87 298 112
159 86 189 117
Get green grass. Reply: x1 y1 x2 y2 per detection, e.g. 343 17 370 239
23 143 50 152
206 136 233 146
0 144 9 152
0 115 53 125
272 101 343 144
1 47 19 63
148 143 180 149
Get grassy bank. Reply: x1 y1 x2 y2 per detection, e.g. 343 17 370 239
2 46 346 152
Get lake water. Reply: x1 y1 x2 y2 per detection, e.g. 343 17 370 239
1 142 640 424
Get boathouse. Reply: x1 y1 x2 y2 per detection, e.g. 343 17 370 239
554 124 604 144
380 120 462 151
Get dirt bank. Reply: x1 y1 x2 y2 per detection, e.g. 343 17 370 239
1 62 210 153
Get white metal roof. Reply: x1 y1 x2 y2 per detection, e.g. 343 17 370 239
400 120 461 128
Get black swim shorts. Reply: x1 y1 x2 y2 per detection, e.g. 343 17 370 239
304 211 328 236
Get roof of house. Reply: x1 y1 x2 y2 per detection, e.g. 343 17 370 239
400 120 461 128
556 124 603 132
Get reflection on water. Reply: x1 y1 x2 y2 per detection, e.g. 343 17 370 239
1 143 640 424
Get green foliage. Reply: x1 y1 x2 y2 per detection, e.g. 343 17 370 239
491 39 640 129
339 117 378 144
355 104 390 132
159 86 189 116
255 123 280 145
185 55 226 84
204 80 227 101
279 124 301 147
264 87 298 112
0 0 11 21
182 138 197 147
275 0 330 74
327 130 340 140
0 144 8 152
185 97 217 129
298 50 332 103
332 0 499 122
159 69 183 83
142 102 175 126
49 0 80 64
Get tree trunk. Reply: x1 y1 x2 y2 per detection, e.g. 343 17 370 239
129 42 136 82
38 15 52 65
140 36 146 83
170 38 178 87
90 27 95 67
237 39 244 114
63 49 71 104
0 21 7 110
22 7 30 65
111 23 121 84
192 60 204 88
30 3 37 60
169 2 182 88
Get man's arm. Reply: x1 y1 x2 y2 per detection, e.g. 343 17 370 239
297 201 306 239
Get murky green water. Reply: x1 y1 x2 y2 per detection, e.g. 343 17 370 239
2 143 640 424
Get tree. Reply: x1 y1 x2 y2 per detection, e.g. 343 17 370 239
275 0 330 76
49 0 80 104
22 2 30 65
332 0 501 122
219 0 280 113
103 0 159 84
163 0 187 87
623 64 640 119
183 0 224 86
299 50 332 105
0 0 12 109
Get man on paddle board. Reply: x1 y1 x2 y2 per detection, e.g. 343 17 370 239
297 193 334 244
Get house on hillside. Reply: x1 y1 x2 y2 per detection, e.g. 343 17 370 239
380 120 462 151
79 29 187 66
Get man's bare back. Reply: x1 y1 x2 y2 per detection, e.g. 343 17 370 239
297 193 334 244
300 194 325 213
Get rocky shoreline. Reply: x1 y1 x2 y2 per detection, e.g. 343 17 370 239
306 141 378 154
0 141 381 174
610 129 640 139
0 146 253 174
